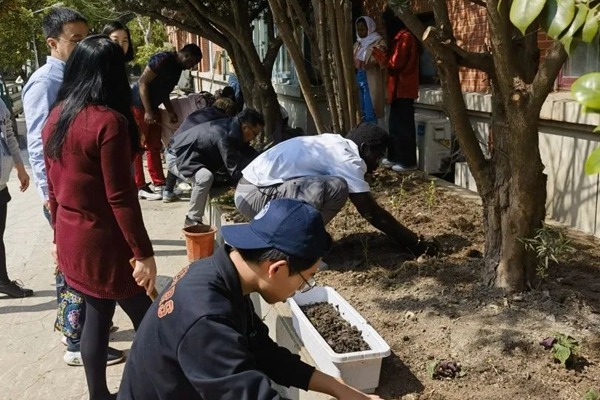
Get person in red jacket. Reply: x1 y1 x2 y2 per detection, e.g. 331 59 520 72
382 8 420 172
43 35 157 400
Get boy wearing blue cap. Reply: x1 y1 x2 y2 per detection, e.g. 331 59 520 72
118 199 383 400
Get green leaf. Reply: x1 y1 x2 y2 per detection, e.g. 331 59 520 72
585 147 600 175
562 4 589 40
542 0 576 39
510 0 546 35
572 73 600 109
584 388 600 400
552 342 572 366
426 360 439 379
582 5 600 43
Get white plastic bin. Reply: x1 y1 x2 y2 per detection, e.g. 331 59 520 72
288 286 391 393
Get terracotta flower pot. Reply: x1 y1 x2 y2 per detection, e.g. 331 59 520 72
182 225 217 262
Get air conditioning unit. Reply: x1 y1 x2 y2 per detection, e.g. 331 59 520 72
415 115 452 174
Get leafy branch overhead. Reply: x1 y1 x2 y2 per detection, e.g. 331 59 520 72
508 0 600 54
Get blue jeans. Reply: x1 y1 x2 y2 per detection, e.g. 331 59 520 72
46 205 82 352
356 69 377 123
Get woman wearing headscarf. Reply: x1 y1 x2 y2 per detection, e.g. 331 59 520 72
353 16 387 125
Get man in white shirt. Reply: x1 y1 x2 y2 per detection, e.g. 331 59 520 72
235 123 437 257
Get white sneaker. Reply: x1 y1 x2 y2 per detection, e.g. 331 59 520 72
177 182 192 192
61 336 68 346
63 347 124 366
391 164 417 172
138 184 162 200
152 185 165 194
380 158 395 168
63 351 83 366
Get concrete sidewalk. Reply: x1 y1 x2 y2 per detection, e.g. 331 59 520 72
0 148 192 399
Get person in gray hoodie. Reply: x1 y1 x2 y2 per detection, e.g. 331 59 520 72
0 98 32 298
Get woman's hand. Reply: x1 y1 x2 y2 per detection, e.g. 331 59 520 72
132 256 157 297
16 165 29 192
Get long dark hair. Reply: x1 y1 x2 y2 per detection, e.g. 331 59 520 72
46 35 140 159
102 20 135 62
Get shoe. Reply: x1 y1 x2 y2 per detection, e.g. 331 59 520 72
408 235 441 258
184 216 204 228
391 164 417 172
162 190 180 203
63 346 125 367
0 280 33 298
380 158 395 168
61 336 68 346
177 182 192 192
138 184 162 200
152 184 165 194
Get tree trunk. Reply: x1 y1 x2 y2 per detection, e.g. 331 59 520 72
229 41 284 143
268 0 327 133
482 92 547 290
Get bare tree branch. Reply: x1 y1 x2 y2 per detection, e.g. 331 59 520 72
529 41 568 112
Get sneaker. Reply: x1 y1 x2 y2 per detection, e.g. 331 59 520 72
152 184 165 194
380 158 395 168
63 347 125 367
162 190 180 203
408 235 441 258
0 280 33 298
391 164 418 172
184 216 204 228
138 184 162 200
177 182 192 192
62 322 117 346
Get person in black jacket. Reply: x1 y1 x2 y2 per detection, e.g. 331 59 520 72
117 198 383 400
162 97 237 203
166 107 263 227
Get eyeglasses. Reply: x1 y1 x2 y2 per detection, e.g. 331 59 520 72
57 37 82 46
298 272 317 293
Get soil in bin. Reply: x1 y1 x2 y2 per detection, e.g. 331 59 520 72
300 302 370 353
317 169 600 400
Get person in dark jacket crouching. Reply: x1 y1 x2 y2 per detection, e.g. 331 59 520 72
118 199 383 400
165 106 262 227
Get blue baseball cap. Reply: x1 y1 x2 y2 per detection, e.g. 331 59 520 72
221 199 331 260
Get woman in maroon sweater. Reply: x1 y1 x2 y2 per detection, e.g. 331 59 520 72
42 35 157 400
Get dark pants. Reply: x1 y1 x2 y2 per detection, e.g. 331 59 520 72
0 188 10 283
82 292 151 400
388 98 417 166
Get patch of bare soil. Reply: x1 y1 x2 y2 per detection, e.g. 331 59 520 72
300 302 370 353
320 169 600 400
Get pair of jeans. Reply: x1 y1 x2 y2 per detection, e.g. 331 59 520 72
45 204 82 352
166 152 213 223
356 69 377 124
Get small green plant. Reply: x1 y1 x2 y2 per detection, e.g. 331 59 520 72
211 190 235 207
518 225 574 281
584 389 600 400
425 180 437 211
359 235 369 265
540 333 580 368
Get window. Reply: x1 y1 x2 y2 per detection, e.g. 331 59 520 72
252 19 297 85
559 36 600 89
